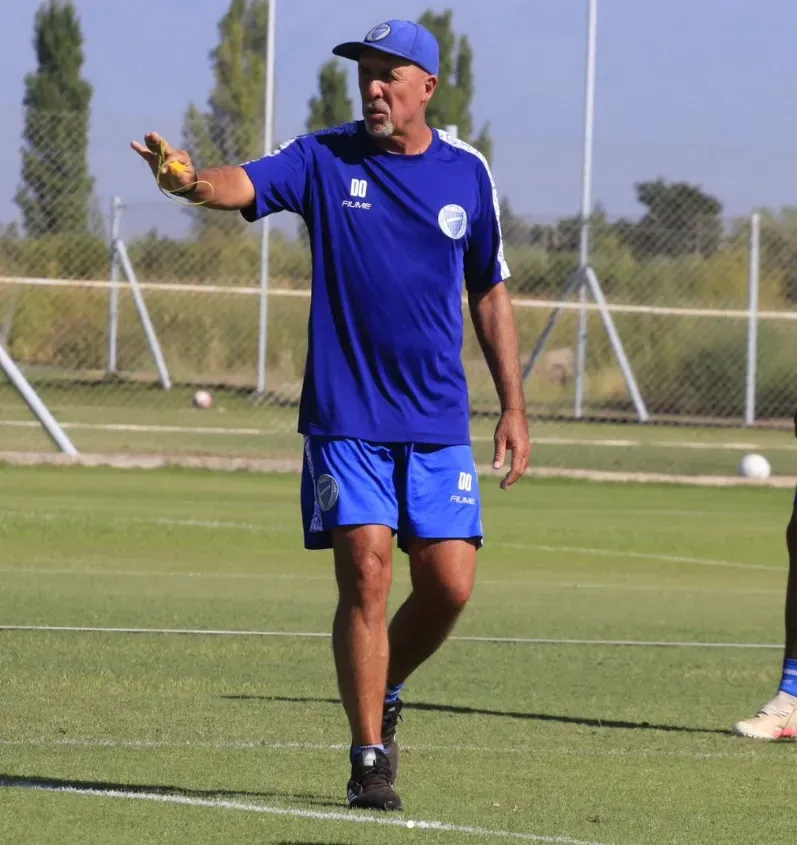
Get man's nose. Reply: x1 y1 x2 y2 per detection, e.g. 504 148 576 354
366 79 384 102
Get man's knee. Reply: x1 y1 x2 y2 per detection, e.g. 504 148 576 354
437 577 474 614
409 540 476 615
333 527 393 609
344 553 392 609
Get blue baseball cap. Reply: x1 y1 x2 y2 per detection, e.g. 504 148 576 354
333 20 440 76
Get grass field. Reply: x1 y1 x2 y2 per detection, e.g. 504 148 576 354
2 382 797 477
1 465 795 844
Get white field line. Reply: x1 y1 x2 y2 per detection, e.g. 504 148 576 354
534 508 781 517
3 510 781 576
0 276 313 299
0 511 276 532
5 273 797 325
0 565 782 595
0 737 781 761
3 416 796 453
0 566 329 581
0 567 782 595
2 450 795 487
509 544 784 573
0 507 777 542
0 419 276 437
473 435 797 453
475 581 782 595
149 517 275 531
1 504 783 522
0 781 606 845
0 625 781 650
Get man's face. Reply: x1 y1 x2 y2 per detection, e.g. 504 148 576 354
357 49 437 138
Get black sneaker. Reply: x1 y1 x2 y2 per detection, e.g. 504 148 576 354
381 698 403 781
347 747 403 811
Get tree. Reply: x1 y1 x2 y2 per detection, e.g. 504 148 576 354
16 0 94 237
182 0 269 235
299 59 353 245
417 9 493 162
627 180 724 259
306 59 353 132
499 199 532 247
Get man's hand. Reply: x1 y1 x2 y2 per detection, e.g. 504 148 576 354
492 409 531 490
131 132 197 194
793 407 797 438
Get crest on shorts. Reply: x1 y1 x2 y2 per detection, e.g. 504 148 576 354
317 474 339 512
438 204 468 240
365 23 391 42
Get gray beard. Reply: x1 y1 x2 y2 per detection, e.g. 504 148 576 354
364 117 394 138
364 102 394 138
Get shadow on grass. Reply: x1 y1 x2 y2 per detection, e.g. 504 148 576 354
221 694 729 736
0 773 342 809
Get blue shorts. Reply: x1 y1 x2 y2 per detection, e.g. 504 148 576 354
301 436 483 553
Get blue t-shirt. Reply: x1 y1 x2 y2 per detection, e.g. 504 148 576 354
241 121 510 445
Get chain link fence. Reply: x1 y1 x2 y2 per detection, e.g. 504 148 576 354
2 112 796 470
503 210 797 425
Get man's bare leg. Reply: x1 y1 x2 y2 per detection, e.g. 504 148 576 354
387 538 477 687
733 508 797 739
377 539 476 774
332 525 394 747
332 524 403 810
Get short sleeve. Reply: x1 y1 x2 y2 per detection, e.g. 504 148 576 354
240 137 311 222
464 159 511 293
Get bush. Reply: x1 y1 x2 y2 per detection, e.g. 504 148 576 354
3 226 794 421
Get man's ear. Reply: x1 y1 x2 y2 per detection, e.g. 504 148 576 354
422 75 438 105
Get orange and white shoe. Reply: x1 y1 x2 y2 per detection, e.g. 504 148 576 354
733 692 797 740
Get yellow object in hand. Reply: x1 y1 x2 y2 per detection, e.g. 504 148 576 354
155 136 212 206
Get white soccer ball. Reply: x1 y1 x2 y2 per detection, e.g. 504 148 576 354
192 389 213 410
738 453 771 479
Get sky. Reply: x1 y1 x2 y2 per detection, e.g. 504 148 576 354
1 0 795 236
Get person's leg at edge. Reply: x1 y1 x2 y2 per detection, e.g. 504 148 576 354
733 507 797 738
784 509 797 662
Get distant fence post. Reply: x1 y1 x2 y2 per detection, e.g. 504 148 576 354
744 212 761 426
115 240 172 390
256 0 278 395
107 196 122 376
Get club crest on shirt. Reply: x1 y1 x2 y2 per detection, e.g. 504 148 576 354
438 204 468 240
365 23 391 42
317 474 339 511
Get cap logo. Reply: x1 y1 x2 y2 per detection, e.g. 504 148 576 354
365 23 391 42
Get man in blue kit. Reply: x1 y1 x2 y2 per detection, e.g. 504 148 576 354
133 19 530 812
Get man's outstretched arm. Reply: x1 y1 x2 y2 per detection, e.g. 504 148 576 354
468 282 531 489
130 132 254 210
